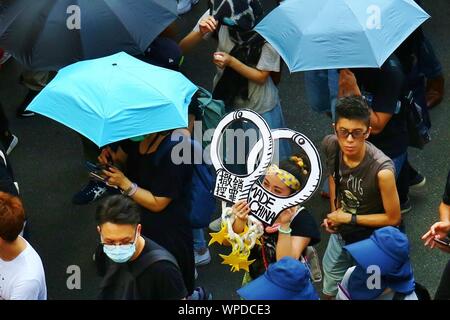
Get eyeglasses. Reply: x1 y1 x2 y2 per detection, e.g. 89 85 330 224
100 228 138 247
335 128 368 139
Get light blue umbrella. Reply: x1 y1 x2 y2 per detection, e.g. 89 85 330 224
255 0 430 72
27 52 197 147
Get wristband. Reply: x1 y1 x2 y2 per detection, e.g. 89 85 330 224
122 183 138 197
278 226 292 234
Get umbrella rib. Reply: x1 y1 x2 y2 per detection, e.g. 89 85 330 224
117 67 176 110
344 1 379 66
102 0 143 54
19 0 58 68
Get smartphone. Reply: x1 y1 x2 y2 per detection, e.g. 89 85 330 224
86 161 112 173
433 237 450 247
89 171 108 183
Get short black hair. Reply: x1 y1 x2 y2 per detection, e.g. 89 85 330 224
96 195 141 226
335 96 371 128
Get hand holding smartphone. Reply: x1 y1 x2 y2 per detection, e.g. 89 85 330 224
433 237 450 247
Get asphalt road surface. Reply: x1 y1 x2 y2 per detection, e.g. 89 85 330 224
0 0 448 300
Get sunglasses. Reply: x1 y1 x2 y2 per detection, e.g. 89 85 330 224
335 128 368 139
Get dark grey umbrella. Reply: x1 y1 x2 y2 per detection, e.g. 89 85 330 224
0 0 178 70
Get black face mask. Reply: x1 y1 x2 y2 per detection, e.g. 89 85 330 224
209 0 264 32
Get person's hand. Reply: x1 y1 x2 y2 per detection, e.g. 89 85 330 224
322 218 338 234
277 206 298 227
199 16 218 36
213 52 234 69
338 69 361 97
327 208 351 225
102 166 131 191
232 200 250 222
98 147 116 165
422 221 450 251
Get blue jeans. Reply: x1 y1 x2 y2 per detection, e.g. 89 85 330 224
192 228 206 251
304 69 339 119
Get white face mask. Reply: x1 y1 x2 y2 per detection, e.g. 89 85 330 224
101 231 138 264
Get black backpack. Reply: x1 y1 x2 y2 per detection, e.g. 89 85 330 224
98 238 180 300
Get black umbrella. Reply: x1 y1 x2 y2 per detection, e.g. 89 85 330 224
0 0 178 70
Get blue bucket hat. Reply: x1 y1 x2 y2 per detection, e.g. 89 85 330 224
343 227 415 299
237 257 319 300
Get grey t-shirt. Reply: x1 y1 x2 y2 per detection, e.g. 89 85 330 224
322 135 395 215
194 11 280 114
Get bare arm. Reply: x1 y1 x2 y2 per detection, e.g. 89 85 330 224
231 200 250 234
369 111 393 135
129 187 172 213
276 233 311 261
329 174 337 212
102 167 172 213
214 52 271 85
440 202 450 223
179 16 218 54
327 169 401 228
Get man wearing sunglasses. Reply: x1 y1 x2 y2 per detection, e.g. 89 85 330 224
321 96 401 299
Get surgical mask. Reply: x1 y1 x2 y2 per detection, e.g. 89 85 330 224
102 233 138 264
129 135 148 142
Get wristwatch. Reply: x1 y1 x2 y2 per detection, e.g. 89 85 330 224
350 214 358 226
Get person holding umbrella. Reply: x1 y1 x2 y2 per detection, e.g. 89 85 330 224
96 129 195 296
25 52 200 296
179 0 290 161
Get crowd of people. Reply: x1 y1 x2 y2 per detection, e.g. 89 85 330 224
0 0 448 300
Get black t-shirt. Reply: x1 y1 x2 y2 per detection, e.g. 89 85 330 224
120 136 195 293
443 170 450 206
352 55 408 158
135 238 188 300
248 208 321 279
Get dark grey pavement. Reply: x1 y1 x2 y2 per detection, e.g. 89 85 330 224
0 0 448 300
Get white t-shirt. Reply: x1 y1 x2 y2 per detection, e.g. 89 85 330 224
0 238 47 300
194 11 281 114
336 266 418 300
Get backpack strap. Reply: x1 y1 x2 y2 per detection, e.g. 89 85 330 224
333 146 341 210
130 239 180 278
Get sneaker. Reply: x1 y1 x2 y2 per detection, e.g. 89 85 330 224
409 173 426 191
17 90 38 118
400 198 412 214
72 180 108 205
177 0 191 15
0 133 18 155
208 217 222 232
195 248 211 266
17 110 35 118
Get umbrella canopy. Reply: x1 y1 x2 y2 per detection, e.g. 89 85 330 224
27 52 198 147
254 0 430 72
0 0 177 70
